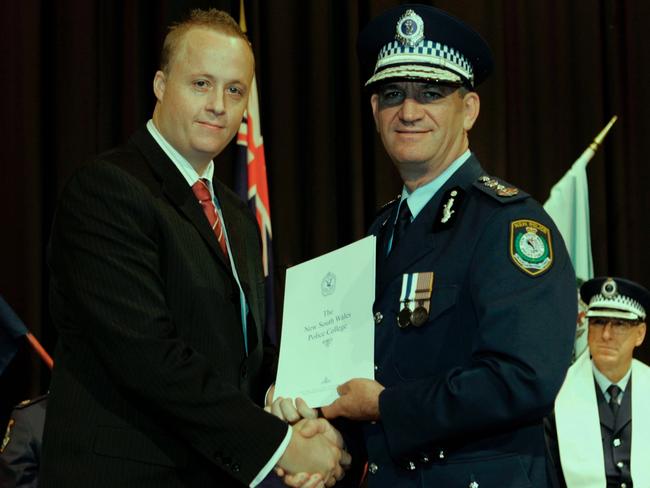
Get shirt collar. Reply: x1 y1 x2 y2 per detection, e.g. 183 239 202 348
400 149 472 219
592 361 632 395
146 119 215 187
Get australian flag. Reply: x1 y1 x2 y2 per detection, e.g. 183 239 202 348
0 295 28 375
235 73 277 346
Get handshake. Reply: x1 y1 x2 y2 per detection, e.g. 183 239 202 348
266 389 348 488
265 378 385 488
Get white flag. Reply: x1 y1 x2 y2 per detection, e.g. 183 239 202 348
544 116 616 361
543 155 594 283
544 156 594 360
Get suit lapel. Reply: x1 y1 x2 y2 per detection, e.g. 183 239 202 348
130 128 231 271
215 182 262 352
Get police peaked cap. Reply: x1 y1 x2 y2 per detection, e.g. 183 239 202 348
581 276 650 321
357 4 493 89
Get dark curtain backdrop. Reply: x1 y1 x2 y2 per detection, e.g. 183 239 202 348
1 0 648 425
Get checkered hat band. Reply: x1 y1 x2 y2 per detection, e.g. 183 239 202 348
365 64 463 86
586 309 640 321
375 40 474 82
587 294 646 320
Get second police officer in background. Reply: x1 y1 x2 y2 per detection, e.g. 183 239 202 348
547 277 650 488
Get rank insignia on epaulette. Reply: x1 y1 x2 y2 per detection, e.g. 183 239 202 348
1 418 14 453
398 272 434 327
478 175 519 197
510 219 553 276
497 187 519 197
434 187 465 232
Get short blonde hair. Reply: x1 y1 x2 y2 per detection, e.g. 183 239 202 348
160 8 250 73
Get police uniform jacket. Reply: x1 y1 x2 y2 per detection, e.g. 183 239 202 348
0 395 46 488
40 127 286 487
361 155 576 488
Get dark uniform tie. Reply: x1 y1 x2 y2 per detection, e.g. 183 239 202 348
391 201 412 253
607 384 621 417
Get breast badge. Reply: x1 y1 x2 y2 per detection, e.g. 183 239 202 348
510 219 553 276
434 187 465 232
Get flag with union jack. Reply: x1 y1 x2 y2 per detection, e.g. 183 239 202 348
235 7 277 345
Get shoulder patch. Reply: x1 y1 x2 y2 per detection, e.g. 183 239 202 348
510 219 554 276
473 175 528 204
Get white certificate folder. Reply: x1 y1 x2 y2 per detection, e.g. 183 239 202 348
274 236 376 407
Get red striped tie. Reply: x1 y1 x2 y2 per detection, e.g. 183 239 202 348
191 179 229 259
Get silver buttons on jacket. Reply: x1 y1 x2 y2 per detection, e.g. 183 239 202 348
374 312 383 324
368 462 378 474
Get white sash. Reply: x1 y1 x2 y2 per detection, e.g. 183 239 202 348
630 359 650 487
555 351 650 487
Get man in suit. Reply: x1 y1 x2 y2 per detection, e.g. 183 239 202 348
547 277 650 488
40 9 344 488
315 5 576 487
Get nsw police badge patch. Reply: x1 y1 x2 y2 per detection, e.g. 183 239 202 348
510 220 553 276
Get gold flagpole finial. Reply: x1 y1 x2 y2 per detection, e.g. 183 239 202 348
589 115 618 151
239 0 247 33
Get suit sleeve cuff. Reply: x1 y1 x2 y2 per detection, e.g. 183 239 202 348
250 424 291 487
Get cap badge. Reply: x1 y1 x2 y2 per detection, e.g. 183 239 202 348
395 9 424 47
601 278 618 298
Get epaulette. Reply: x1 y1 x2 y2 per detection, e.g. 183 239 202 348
375 194 401 219
472 175 529 204
14 393 48 410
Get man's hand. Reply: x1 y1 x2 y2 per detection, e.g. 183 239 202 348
265 384 319 423
277 419 346 487
321 378 385 421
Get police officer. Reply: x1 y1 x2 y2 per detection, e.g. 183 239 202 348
316 4 576 487
0 394 46 488
548 277 650 488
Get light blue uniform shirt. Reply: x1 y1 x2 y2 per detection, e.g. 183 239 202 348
388 149 472 253
593 362 632 405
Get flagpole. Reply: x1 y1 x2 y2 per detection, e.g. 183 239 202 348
577 115 618 166
25 332 54 370
239 0 247 33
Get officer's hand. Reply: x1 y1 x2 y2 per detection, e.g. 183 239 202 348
321 378 385 421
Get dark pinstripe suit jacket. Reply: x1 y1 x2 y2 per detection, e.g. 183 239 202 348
40 127 286 487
